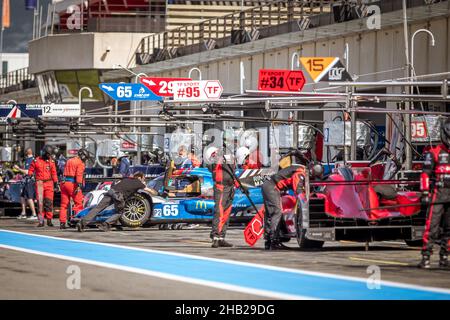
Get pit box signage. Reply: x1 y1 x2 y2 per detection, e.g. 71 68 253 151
141 77 192 97
41 104 81 117
257 69 306 92
99 83 163 101
172 80 223 101
300 57 353 83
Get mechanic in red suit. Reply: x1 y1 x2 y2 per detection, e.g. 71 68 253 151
59 149 89 229
419 117 450 269
236 146 262 170
28 145 58 227
262 151 323 250
205 145 237 248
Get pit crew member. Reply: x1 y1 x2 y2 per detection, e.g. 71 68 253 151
418 117 450 269
206 145 236 248
118 152 132 177
236 146 262 170
262 152 322 250
28 145 58 227
13 148 38 220
59 149 89 229
77 171 154 232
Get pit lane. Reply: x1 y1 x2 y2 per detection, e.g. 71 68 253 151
0 217 449 300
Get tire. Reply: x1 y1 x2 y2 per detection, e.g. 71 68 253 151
119 194 151 228
296 204 324 249
405 239 423 247
161 224 170 230
279 237 291 243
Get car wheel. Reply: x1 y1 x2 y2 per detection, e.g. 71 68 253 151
296 203 324 249
405 239 423 247
120 194 151 228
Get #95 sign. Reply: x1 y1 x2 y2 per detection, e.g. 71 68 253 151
172 80 223 101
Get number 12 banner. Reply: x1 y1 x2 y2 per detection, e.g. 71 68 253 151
99 83 163 101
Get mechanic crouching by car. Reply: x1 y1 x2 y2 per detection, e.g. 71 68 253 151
262 151 323 250
28 145 58 227
418 117 450 269
59 149 89 229
77 171 154 232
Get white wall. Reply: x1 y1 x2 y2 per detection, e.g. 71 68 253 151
1 53 29 73
29 32 150 74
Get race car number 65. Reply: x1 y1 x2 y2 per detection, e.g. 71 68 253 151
163 205 179 217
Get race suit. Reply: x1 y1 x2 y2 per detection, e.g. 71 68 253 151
28 157 58 221
242 150 263 169
210 159 236 240
263 165 306 241
421 144 450 257
60 156 85 223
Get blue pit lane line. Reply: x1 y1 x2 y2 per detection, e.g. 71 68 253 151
0 229 449 300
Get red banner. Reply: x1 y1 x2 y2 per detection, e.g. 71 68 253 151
141 77 191 97
258 69 306 92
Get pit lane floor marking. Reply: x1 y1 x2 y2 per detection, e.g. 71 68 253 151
340 240 420 250
349 257 410 266
1 229 450 300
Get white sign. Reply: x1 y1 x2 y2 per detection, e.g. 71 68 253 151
41 104 81 117
172 80 223 101
120 134 138 152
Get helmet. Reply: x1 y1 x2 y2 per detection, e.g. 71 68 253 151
223 129 235 143
77 148 90 162
204 146 219 164
117 151 128 159
309 162 324 179
236 147 250 165
441 117 450 148
40 145 54 159
243 136 258 153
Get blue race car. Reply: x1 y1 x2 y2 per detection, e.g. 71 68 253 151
71 166 272 229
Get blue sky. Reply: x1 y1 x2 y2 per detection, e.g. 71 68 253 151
1 0 51 53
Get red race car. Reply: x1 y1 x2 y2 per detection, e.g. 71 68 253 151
245 165 425 249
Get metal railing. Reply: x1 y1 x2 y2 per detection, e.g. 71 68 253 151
135 0 337 65
0 68 35 94
45 1 167 36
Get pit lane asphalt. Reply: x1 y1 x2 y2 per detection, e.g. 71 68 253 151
0 217 449 299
